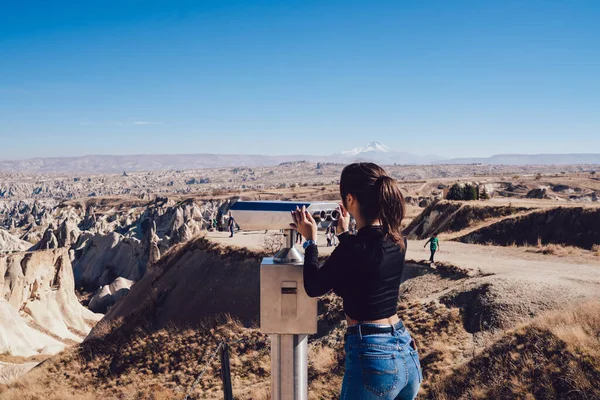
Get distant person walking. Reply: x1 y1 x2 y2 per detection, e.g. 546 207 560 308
296 231 303 245
326 226 333 247
227 212 235 238
424 234 439 263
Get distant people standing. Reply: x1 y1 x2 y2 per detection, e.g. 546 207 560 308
424 234 439 263
326 226 333 247
296 231 303 245
228 212 235 238
216 211 223 232
331 223 338 246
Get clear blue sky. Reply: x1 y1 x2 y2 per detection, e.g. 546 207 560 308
1 0 599 160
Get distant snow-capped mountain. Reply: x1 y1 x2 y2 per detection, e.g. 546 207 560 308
342 141 392 156
338 141 441 164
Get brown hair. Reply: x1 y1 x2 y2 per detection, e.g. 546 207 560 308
340 162 406 246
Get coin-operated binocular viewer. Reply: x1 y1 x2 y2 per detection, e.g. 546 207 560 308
229 201 340 400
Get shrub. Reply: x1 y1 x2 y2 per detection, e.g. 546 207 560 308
262 233 283 254
447 183 479 201
466 184 479 200
446 184 464 200
480 187 490 200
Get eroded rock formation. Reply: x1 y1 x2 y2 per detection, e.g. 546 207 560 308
0 229 31 253
0 249 102 357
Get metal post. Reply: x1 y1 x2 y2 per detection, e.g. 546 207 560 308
273 229 304 264
271 334 281 399
294 334 308 400
286 229 294 248
270 229 308 400
270 334 308 400
220 343 233 400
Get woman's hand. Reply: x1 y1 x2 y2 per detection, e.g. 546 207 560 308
290 205 317 241
338 203 351 233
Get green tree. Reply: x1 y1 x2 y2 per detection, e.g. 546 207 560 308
472 185 480 200
462 184 479 201
480 187 490 200
447 184 464 200
462 184 471 200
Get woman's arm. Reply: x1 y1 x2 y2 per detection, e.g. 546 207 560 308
291 205 353 297
303 239 352 297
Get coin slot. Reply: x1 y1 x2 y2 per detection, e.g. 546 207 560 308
281 281 297 318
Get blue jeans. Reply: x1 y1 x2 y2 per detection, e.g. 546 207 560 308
341 322 422 399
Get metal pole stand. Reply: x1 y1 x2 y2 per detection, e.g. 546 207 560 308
229 201 335 399
267 230 310 400
270 333 308 400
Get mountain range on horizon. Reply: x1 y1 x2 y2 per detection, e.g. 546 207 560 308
0 141 598 174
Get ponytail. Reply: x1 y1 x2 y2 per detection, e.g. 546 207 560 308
375 175 406 247
340 163 406 248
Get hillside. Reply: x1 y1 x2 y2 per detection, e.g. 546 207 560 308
2 231 600 399
0 236 474 399
458 207 600 249
403 201 532 240
431 302 600 400
405 200 600 252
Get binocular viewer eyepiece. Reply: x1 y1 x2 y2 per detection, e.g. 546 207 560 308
312 209 340 222
229 201 341 231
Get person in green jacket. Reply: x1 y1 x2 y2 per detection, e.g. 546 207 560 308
424 234 439 263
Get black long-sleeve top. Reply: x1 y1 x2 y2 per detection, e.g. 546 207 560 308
303 225 406 321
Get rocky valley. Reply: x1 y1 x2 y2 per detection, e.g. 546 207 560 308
0 162 599 399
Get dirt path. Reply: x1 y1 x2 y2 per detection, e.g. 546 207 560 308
208 229 600 274
206 230 600 330
409 240 600 330
409 240 600 278
437 208 539 241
